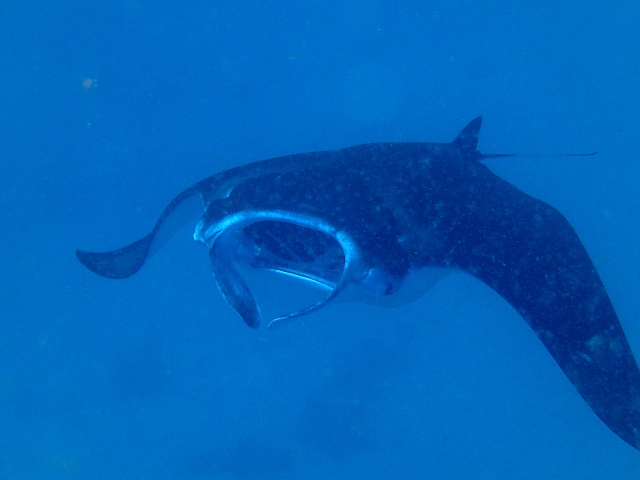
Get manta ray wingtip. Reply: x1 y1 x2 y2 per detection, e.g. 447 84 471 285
76 233 154 279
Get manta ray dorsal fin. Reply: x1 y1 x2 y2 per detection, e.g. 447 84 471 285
453 116 482 152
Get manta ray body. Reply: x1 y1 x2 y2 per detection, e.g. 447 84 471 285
77 117 640 450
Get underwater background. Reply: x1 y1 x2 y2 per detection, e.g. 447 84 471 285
1 0 639 478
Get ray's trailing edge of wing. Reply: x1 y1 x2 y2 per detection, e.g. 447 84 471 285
76 233 154 279
76 184 205 279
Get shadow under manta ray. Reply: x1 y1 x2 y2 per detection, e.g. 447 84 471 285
76 116 640 450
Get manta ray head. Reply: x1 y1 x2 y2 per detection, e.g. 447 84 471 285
193 207 395 328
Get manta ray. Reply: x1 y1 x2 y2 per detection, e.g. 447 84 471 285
77 117 640 450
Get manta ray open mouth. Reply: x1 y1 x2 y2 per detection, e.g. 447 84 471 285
193 209 366 329
239 221 345 290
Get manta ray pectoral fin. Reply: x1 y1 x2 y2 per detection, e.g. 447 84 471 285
76 233 154 279
449 164 640 449
76 188 204 279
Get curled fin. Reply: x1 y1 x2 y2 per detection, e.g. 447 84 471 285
209 236 262 328
76 188 204 279
76 233 154 279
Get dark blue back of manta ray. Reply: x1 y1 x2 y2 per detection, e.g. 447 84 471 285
416 141 640 450
76 117 640 450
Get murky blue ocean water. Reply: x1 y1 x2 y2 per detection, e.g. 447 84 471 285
1 1 639 478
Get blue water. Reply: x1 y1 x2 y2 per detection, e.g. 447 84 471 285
1 1 639 478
